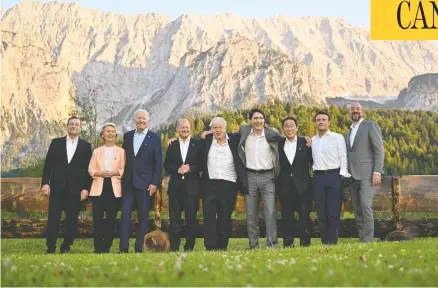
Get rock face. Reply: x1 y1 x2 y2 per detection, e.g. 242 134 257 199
391 73 438 111
1 2 438 170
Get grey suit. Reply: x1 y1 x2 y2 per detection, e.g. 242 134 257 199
238 125 283 248
346 119 384 242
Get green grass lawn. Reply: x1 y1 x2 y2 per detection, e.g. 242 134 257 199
2 238 438 286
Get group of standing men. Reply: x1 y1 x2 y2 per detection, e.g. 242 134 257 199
41 102 384 253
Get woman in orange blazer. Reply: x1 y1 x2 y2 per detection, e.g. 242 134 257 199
88 123 125 253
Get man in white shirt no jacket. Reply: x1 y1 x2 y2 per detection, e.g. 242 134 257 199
311 111 350 245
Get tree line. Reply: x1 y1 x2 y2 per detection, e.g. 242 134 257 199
10 102 438 177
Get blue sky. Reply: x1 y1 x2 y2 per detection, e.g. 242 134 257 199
2 0 437 45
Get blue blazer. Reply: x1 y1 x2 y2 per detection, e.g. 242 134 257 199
122 129 162 191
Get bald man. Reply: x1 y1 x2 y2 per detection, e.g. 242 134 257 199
346 102 384 242
164 119 204 251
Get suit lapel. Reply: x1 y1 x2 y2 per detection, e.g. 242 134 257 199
291 137 301 167
176 139 184 164
111 147 120 171
62 136 68 164
205 135 213 159
185 138 197 163
70 138 84 164
238 126 250 164
351 120 366 149
135 130 152 158
346 129 352 150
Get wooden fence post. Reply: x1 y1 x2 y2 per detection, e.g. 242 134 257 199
393 176 402 230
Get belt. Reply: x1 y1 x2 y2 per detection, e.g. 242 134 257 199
313 168 340 175
246 168 274 173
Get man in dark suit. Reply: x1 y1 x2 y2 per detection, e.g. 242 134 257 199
202 117 246 251
346 102 384 242
119 109 162 253
164 119 203 252
276 117 313 248
41 116 92 254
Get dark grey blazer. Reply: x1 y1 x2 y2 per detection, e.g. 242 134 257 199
346 120 384 180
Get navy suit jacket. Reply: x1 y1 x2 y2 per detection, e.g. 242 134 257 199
122 129 162 191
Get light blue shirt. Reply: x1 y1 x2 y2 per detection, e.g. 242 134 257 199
133 128 148 156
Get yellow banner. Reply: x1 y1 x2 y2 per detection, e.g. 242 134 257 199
371 0 438 40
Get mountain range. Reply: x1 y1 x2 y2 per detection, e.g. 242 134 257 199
1 1 438 170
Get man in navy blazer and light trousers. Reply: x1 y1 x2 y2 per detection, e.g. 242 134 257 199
119 109 162 253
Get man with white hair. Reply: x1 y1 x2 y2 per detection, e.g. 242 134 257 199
202 117 246 251
119 109 162 253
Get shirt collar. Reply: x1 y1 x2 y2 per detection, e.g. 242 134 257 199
67 135 79 143
316 130 332 138
135 128 148 135
350 118 364 129
250 128 265 137
179 136 191 144
285 136 297 144
213 134 229 145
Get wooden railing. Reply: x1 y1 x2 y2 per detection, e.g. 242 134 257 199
1 176 438 239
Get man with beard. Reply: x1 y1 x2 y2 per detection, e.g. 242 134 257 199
346 102 384 242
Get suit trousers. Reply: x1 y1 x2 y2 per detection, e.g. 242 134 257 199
279 178 311 247
168 181 199 252
203 179 237 250
46 190 82 252
313 172 342 245
91 178 121 253
244 170 278 248
119 181 151 252
349 178 374 242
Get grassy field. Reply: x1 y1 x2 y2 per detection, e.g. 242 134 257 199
2 238 438 286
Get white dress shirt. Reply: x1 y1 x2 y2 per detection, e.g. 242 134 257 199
133 128 148 156
245 129 274 170
208 136 237 183
179 136 190 163
104 146 115 170
66 136 79 164
284 136 297 165
349 118 364 146
312 130 350 177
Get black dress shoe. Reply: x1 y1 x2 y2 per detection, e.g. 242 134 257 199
45 249 55 254
60 249 70 254
118 250 128 253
